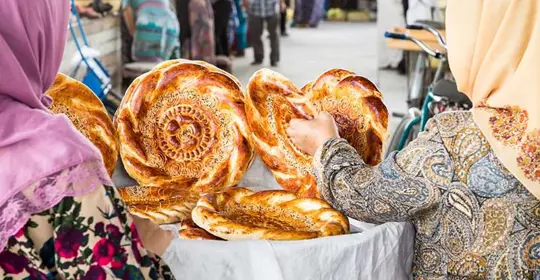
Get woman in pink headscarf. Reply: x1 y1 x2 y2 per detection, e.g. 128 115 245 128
0 1 175 278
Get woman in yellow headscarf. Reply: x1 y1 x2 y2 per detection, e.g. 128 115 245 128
287 0 540 278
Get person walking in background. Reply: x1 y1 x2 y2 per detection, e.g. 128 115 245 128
121 0 180 62
212 0 233 57
402 0 409 19
229 2 240 51
233 0 248 57
280 0 290 36
177 0 234 72
292 0 325 28
246 0 280 66
376 0 405 70
177 0 216 63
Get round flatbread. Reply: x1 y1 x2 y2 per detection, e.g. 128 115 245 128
191 187 350 241
115 60 253 224
117 185 197 224
245 69 388 197
46 73 119 176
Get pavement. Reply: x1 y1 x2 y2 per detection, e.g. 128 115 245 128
112 21 408 187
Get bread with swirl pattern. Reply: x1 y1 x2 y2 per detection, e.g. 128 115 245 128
46 73 119 176
191 187 350 240
114 60 254 224
245 69 388 198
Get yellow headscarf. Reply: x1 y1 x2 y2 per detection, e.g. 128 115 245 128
446 0 540 199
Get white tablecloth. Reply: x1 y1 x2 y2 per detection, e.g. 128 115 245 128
119 156 415 279
162 219 414 280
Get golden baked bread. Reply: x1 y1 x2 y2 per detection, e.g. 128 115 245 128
308 69 388 164
117 185 198 224
178 218 222 240
245 69 388 197
46 73 119 176
149 59 242 90
191 187 350 241
115 60 253 224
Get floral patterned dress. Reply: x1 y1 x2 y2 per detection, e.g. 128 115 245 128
0 184 174 279
314 111 540 279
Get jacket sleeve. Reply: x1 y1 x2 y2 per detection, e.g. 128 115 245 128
313 120 449 224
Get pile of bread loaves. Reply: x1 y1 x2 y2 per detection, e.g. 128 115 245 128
46 60 388 241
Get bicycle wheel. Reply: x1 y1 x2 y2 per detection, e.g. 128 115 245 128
408 121 421 144
385 115 415 157
407 53 431 110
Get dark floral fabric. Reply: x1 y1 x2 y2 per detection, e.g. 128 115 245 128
0 185 174 279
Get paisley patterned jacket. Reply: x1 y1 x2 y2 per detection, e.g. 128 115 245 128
314 111 540 279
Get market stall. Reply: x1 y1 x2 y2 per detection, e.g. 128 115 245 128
111 155 414 280
55 59 415 280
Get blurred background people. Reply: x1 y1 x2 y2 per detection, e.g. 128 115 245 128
229 1 240 52
176 0 234 71
246 0 280 66
177 0 217 63
401 0 408 19
232 0 248 57
280 0 289 36
292 0 325 27
406 0 444 24
121 0 180 62
213 0 234 57
91 0 114 14
376 0 405 71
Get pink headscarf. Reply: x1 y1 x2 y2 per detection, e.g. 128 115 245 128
0 0 112 249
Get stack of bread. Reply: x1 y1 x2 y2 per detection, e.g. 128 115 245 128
113 60 253 226
48 59 389 241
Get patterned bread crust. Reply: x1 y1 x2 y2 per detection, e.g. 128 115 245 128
245 69 388 197
308 69 388 165
150 59 242 90
178 218 221 240
114 60 253 224
46 73 119 176
245 70 318 197
117 185 198 224
191 187 350 241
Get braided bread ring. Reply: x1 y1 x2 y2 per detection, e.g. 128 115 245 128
191 187 350 240
246 69 388 197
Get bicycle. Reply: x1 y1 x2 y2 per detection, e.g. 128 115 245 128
69 0 122 115
395 22 447 110
384 24 472 156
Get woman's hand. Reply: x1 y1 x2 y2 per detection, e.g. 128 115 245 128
286 112 340 156
132 215 174 256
